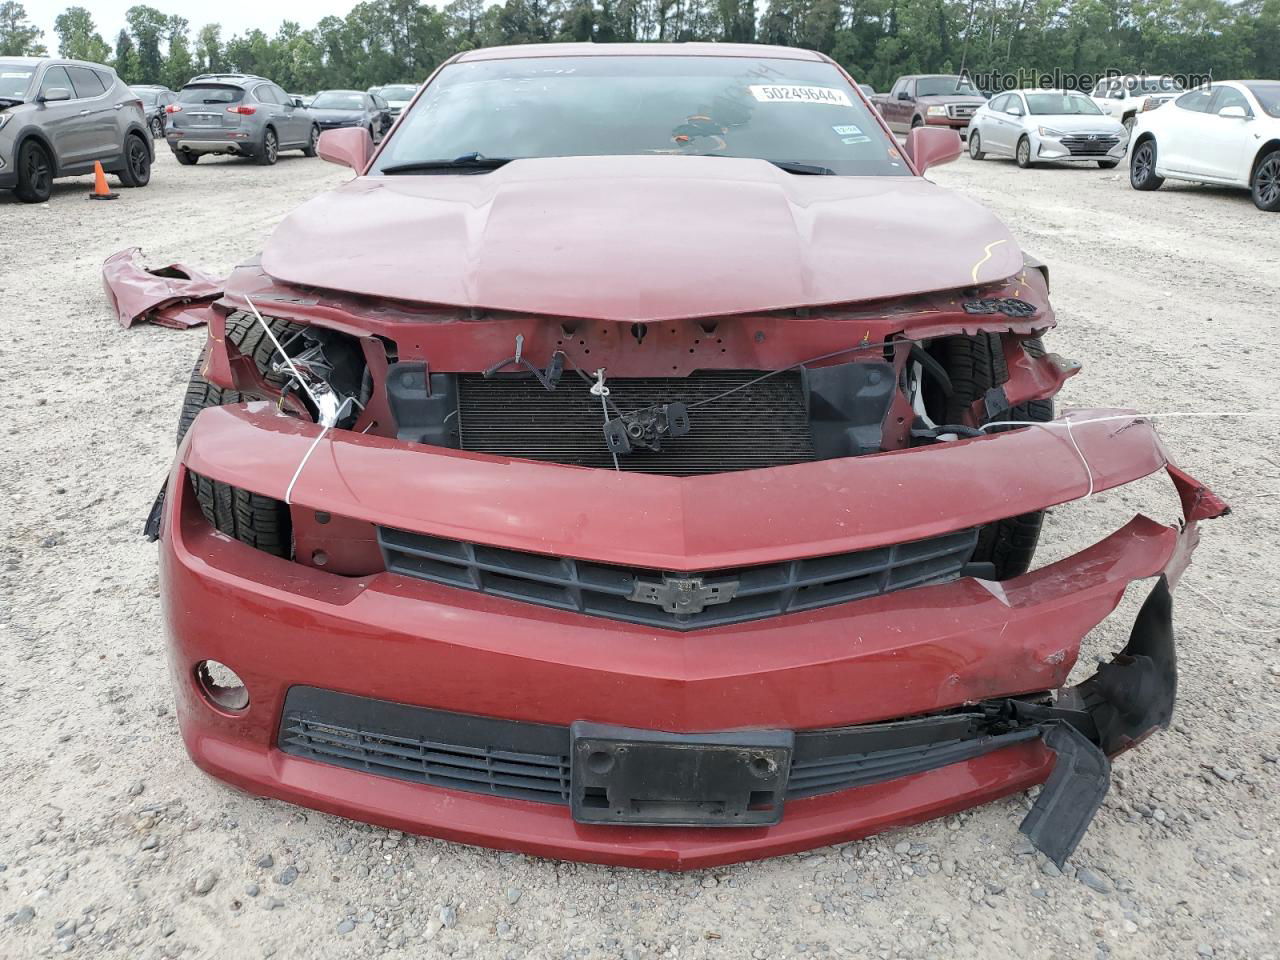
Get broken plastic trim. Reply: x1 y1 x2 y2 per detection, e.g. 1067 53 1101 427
1015 575 1177 866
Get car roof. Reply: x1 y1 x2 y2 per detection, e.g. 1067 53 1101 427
2 56 114 71
454 42 825 63
1011 89 1090 95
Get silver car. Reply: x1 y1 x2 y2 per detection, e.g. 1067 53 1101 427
967 89 1129 169
166 74 318 166
0 56 152 203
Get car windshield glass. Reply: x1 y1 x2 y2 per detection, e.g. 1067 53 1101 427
374 56 907 178
1131 78 1181 93
1025 93 1102 115
0 67 34 99
1245 82 1280 118
916 76 979 97
378 85 416 100
178 85 243 105
312 92 364 110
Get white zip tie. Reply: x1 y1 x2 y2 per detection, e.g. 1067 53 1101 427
243 294 326 415
284 425 329 505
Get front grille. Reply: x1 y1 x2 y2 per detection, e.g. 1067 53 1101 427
456 370 817 476
948 104 977 120
1060 134 1121 156
278 687 1038 808
378 526 979 630
279 688 570 803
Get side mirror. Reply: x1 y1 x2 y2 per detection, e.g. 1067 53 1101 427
1009 106 1024 117
291 96 304 108
1218 105 1250 119
318 126 374 171
905 126 963 175
39 87 71 103
896 90 911 101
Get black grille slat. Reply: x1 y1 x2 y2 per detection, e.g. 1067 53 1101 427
456 370 817 476
1059 135 1121 157
379 526 979 630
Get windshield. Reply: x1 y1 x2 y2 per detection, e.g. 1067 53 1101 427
916 76 980 97
378 85 417 101
1025 92 1103 116
374 56 907 178
1245 82 1280 118
1 66 34 100
1129 77 1181 93
178 85 243 105
312 92 364 110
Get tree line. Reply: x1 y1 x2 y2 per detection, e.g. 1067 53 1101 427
1 0 1276 95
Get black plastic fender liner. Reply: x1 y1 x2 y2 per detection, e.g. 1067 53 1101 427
1017 576 1178 866
1019 722 1111 868
1084 575 1177 755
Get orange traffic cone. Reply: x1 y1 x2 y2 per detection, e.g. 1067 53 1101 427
89 161 119 200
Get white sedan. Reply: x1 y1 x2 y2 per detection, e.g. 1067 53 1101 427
1129 80 1280 211
967 89 1128 169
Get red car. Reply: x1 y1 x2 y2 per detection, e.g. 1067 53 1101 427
143 43 1225 870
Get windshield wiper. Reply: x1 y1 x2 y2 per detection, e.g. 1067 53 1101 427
0 96 23 107
763 160 836 176
381 153 517 175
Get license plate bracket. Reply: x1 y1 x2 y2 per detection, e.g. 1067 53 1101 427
570 722 793 827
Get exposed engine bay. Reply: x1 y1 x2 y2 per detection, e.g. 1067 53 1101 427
194 256 1076 480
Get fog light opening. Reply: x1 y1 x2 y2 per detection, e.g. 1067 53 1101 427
195 659 249 712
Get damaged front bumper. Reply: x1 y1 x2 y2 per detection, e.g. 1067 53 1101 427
158 404 1225 869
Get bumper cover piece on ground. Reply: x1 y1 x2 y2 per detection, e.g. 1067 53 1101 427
102 247 223 329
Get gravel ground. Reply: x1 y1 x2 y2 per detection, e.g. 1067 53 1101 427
1 147 1278 960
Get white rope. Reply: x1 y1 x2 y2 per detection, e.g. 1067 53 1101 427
977 410 1279 502
284 425 329 506
242 294 325 414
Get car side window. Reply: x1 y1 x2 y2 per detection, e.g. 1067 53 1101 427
39 65 75 99
270 85 291 106
1175 89 1213 113
988 94 1005 111
66 66 106 99
253 85 277 105
1005 95 1024 115
1108 82 1124 100
1208 86 1252 116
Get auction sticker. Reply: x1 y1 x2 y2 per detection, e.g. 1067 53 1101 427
832 125 862 135
749 85 852 106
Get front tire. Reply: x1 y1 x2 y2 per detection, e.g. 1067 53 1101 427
117 134 151 187
943 333 1053 579
174 150 198 166
256 127 278 166
176 312 303 558
1130 138 1164 190
302 125 320 157
149 116 164 139
968 131 986 160
14 140 53 203
1251 149 1280 212
1015 136 1033 168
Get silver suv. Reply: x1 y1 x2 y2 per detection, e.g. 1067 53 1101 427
0 56 152 203
166 74 318 165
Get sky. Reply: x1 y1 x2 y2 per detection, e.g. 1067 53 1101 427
26 0 362 54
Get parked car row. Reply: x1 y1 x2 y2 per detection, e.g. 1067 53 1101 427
864 71 1280 211
0 56 424 200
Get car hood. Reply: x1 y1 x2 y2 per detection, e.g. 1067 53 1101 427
261 155 1023 321
1035 114 1126 134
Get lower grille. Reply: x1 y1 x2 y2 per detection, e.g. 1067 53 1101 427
1060 135 1120 156
278 687 1037 808
377 526 979 630
456 370 817 476
279 688 570 803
